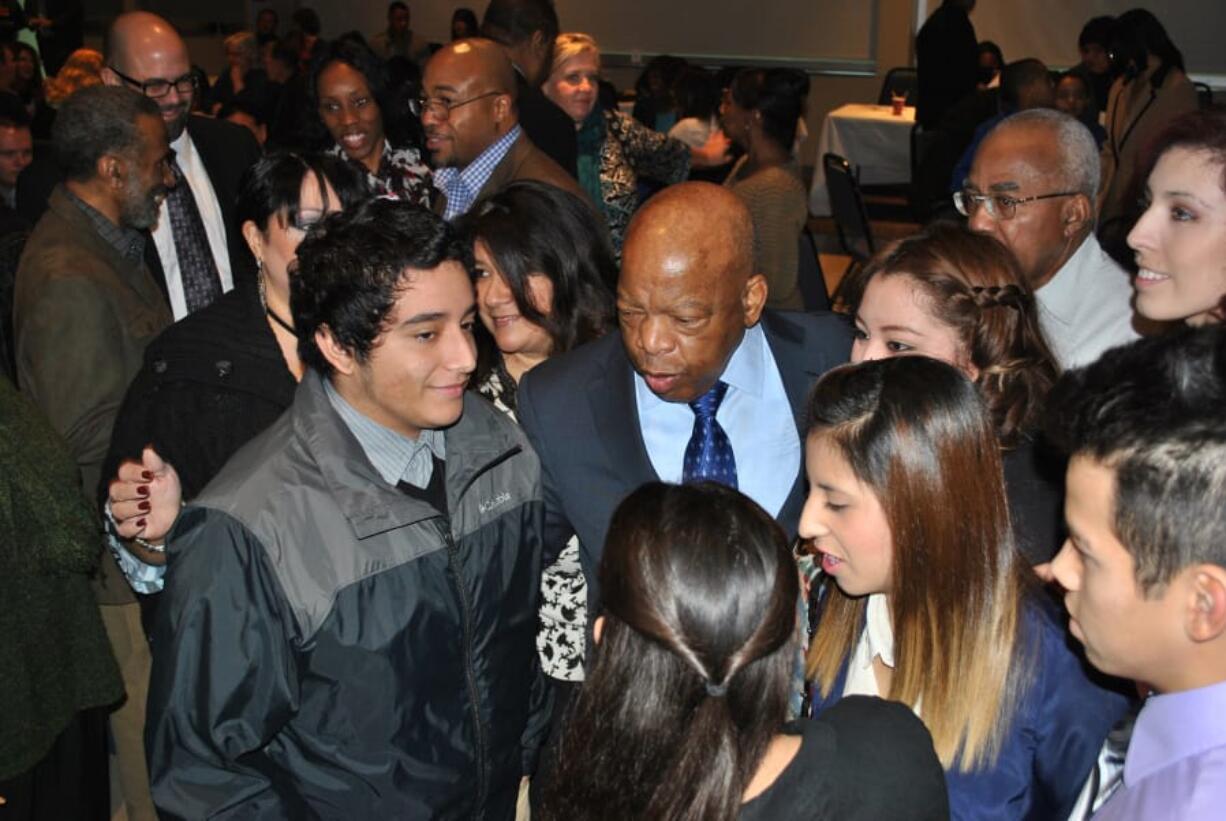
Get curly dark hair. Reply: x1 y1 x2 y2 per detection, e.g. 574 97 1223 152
849 222 1060 448
292 199 471 375
457 181 616 409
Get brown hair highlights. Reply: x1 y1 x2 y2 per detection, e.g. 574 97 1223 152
850 222 1060 448
805 357 1033 771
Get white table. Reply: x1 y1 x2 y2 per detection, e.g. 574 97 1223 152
808 103 916 216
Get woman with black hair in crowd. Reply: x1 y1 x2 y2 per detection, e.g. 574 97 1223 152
458 179 617 689
103 153 367 575
1097 8 1197 256
309 39 432 205
451 7 479 40
721 68 810 311
539 481 950 820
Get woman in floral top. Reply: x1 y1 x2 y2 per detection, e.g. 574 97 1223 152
457 180 617 686
309 40 433 206
543 33 730 255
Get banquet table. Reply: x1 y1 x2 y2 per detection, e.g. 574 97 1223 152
808 103 916 216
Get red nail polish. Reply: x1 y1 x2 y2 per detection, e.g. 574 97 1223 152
141 471 153 481
136 518 146 528
138 501 151 511
137 485 149 497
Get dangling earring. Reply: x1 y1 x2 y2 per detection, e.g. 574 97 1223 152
256 257 267 310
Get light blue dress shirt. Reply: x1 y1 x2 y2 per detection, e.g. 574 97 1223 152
634 323 800 517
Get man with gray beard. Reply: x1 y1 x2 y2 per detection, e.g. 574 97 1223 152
12 84 175 821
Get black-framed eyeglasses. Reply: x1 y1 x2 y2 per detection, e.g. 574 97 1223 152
409 90 504 121
953 189 1080 221
108 65 198 99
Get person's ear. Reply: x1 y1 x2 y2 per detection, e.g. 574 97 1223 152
1186 565 1226 643
99 65 122 88
314 324 357 376
494 92 512 125
1062 194 1092 237
742 273 769 326
98 152 125 191
240 219 264 265
592 615 605 645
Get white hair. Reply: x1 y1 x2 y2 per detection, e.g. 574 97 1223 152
997 108 1101 203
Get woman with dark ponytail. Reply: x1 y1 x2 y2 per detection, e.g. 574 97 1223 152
539 481 948 821
720 68 811 311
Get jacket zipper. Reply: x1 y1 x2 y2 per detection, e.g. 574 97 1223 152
441 521 488 814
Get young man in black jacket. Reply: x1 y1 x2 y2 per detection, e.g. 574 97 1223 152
144 200 549 819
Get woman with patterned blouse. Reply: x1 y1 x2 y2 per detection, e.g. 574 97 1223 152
309 39 433 207
543 33 729 255
458 180 617 687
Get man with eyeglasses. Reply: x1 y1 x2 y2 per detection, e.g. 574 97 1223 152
420 38 588 221
99 11 261 321
960 107 1139 368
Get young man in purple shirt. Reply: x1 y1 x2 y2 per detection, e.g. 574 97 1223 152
1047 326 1226 820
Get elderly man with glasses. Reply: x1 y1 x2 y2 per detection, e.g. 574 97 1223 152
419 38 590 221
101 10 262 321
959 107 1140 368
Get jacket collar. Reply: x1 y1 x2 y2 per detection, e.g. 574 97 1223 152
292 370 521 539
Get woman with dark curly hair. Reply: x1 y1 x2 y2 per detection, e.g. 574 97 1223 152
845 222 1064 563
309 39 432 205
457 179 616 686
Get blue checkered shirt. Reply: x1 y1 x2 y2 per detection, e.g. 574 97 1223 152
433 125 522 221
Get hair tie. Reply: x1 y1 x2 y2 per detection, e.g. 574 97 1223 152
704 680 728 698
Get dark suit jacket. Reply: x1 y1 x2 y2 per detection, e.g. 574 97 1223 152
915 3 978 129
16 114 262 304
516 70 578 179
432 130 592 218
14 186 173 605
517 309 851 609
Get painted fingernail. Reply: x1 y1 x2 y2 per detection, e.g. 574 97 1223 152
137 485 149 497
138 501 151 511
141 471 153 481
136 518 146 528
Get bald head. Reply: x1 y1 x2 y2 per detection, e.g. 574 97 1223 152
625 182 755 289
618 183 768 403
429 39 518 103
422 38 519 168
103 12 194 141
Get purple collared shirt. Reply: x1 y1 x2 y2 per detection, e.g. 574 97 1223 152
1093 679 1226 820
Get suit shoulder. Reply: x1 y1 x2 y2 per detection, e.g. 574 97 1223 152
763 308 851 344
521 332 623 403
188 116 262 164
514 137 583 194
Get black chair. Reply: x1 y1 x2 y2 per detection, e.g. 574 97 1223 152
1194 82 1214 109
877 66 918 106
796 227 831 312
823 152 875 266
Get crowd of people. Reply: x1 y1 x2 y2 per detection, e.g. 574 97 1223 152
2 1 1225 820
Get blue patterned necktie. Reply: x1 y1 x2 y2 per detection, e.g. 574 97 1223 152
682 380 738 489
166 155 222 313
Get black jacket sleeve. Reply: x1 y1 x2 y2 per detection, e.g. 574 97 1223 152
146 507 301 820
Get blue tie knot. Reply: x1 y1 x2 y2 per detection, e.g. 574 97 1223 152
689 380 729 421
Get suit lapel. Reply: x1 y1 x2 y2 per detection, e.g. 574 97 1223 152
588 335 658 487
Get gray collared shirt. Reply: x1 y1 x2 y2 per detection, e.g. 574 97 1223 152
323 377 446 489
63 187 146 263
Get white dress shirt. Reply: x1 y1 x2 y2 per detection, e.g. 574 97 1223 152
1035 234 1139 370
153 129 234 320
634 322 800 518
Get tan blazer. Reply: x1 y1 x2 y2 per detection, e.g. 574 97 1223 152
433 130 597 219
14 186 172 603
1098 65 1198 233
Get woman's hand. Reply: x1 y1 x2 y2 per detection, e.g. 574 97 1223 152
109 446 183 565
690 129 732 168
